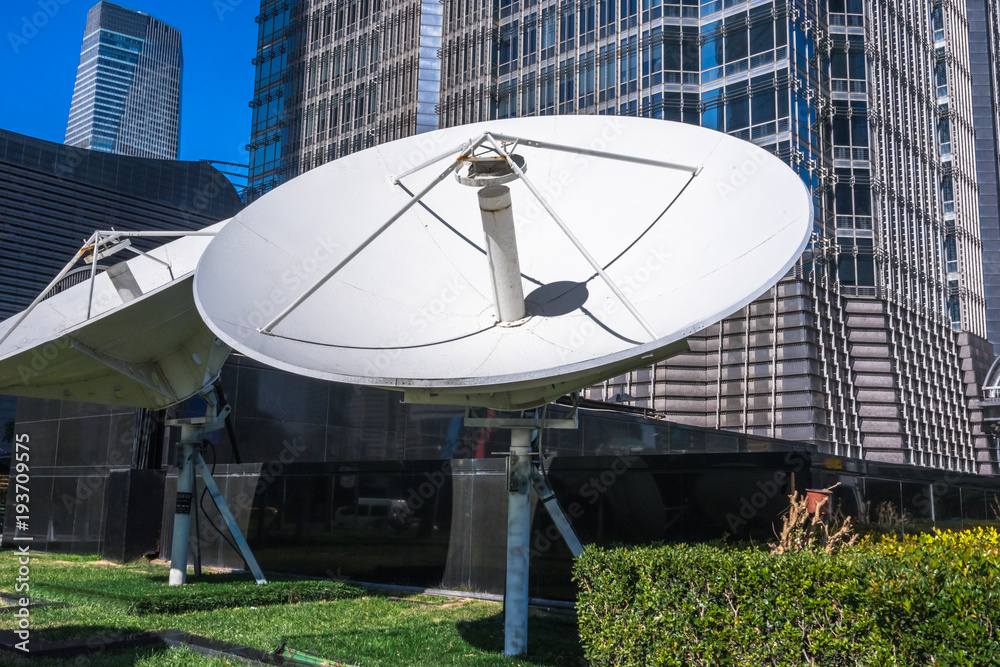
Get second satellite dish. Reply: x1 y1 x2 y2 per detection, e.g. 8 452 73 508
194 116 812 409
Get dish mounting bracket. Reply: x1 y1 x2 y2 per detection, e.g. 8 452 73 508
165 387 267 587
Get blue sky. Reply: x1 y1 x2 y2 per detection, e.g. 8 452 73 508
1 0 258 175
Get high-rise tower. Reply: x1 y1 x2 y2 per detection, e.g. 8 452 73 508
65 2 183 160
248 0 1000 473
245 0 442 201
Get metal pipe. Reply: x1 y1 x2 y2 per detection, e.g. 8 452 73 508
504 427 533 656
486 132 701 174
110 230 220 238
484 134 659 341
259 134 490 335
478 185 526 322
168 439 196 586
392 135 485 183
85 233 101 319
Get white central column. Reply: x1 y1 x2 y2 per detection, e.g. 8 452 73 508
478 185 526 323
168 439 196 586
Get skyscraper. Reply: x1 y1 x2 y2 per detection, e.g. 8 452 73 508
246 0 443 200
65 2 183 160
248 0 1000 473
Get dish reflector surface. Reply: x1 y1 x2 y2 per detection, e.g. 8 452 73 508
195 116 812 409
0 226 230 409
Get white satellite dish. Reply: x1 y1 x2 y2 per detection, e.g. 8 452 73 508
0 221 267 589
0 225 230 409
194 116 812 410
194 115 812 657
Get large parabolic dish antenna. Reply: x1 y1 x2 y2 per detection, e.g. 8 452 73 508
0 225 230 410
195 116 812 409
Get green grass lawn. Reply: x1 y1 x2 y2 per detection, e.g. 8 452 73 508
0 552 583 666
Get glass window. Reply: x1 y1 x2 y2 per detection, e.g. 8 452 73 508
831 51 847 78
541 66 555 109
854 184 871 216
561 5 576 43
523 16 537 56
749 20 773 55
580 53 596 96
599 44 615 90
620 0 637 25
644 27 663 76
725 16 748 62
851 109 868 146
702 23 723 70
600 0 616 32
582 1 596 33
848 49 865 79
941 174 954 202
751 75 775 123
835 183 853 213
726 85 749 130
701 88 722 130
522 73 536 112
833 114 850 145
664 38 681 70
837 239 856 285
664 91 682 121
560 59 575 102
542 8 556 48
620 35 637 93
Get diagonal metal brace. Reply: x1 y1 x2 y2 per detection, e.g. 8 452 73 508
529 466 583 557
193 450 267 585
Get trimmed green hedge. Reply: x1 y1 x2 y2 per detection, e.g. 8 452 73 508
574 528 1000 666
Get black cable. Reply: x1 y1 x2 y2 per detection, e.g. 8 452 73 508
213 381 242 464
536 403 554 488
198 439 246 566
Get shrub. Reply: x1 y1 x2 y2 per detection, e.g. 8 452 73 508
574 527 1000 666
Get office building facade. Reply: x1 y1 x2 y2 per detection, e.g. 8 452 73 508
246 0 1000 473
65 2 183 160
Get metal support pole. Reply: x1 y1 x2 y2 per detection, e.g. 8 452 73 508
478 185 526 323
505 427 533 656
168 438 196 586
